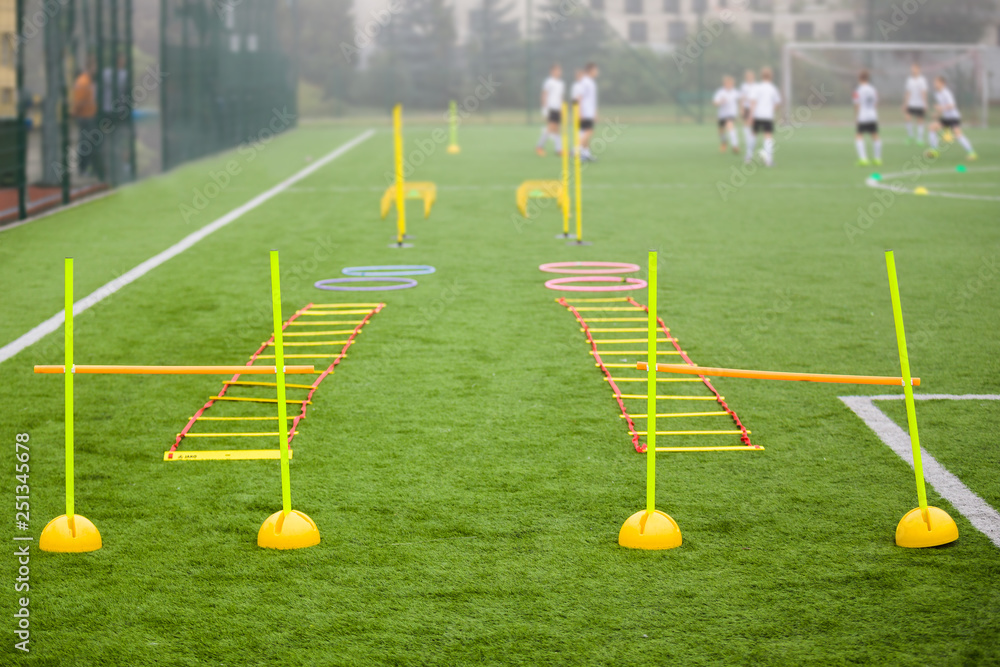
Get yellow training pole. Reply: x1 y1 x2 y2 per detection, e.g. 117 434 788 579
572 103 583 244
447 100 460 154
645 251 657 513
38 258 101 552
618 250 681 550
65 259 74 526
271 251 292 516
394 104 406 245
560 101 570 237
885 250 957 548
258 250 320 549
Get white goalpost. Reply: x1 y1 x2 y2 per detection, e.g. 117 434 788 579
781 42 991 128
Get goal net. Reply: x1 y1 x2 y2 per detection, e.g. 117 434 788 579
781 43 990 128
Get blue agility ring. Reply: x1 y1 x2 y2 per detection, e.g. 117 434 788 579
342 265 436 277
314 277 418 291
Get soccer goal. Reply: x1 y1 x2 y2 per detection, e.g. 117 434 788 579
781 42 991 128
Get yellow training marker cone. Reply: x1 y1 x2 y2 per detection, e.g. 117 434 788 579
258 251 320 550
258 509 321 550
619 509 682 550
896 507 959 548
913 186 929 195
39 515 102 553
885 250 957 549
618 250 681 551
41 258 101 554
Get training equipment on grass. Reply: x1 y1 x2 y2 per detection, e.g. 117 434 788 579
379 104 437 247
35 256 319 552
515 180 567 219
516 103 571 233
315 278 418 291
569 102 589 246
618 250 682 550
37 258 102 553
554 269 756 454
637 364 919 387
342 265 436 277
447 100 461 154
167 301 383 461
539 261 639 275
545 277 647 292
884 250 958 548
257 250 321 550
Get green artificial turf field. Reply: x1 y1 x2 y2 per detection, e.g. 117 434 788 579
1 121 999 666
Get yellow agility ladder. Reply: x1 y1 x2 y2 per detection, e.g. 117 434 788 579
558 296 761 453
164 302 384 461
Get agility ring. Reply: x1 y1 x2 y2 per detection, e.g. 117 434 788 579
342 265 436 277
314 277 418 291
539 261 640 275
544 276 648 292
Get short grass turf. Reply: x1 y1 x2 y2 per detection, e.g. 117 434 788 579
1 122 999 666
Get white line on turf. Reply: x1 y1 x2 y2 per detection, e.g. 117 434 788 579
0 129 375 367
840 393 1000 548
865 165 1000 203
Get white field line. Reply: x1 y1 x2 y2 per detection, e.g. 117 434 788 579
865 165 1000 203
840 393 1000 548
0 129 375 367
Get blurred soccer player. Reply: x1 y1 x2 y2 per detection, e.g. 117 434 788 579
853 70 882 166
738 69 757 155
536 63 565 157
926 76 977 160
713 75 740 154
574 62 599 162
748 67 781 167
904 64 928 146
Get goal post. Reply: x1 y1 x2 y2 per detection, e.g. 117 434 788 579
781 42 990 129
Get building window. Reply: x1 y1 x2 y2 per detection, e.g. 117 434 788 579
1 33 14 67
692 0 707 12
626 0 644 14
834 21 853 41
718 0 727 6
751 21 773 38
590 0 605 10
794 21 814 40
749 0 773 10
628 20 648 42
667 20 687 43
663 0 679 13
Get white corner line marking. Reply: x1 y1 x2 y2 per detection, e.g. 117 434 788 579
839 394 1000 548
0 129 375 366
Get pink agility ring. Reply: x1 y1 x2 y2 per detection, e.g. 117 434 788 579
539 261 640 275
544 276 648 292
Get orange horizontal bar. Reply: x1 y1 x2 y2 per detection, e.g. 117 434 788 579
35 365 316 375
637 362 919 386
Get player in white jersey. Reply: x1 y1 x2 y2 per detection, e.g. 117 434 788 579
853 70 882 166
903 64 928 146
926 76 977 160
738 69 757 155
536 63 565 157
713 75 740 154
747 67 781 167
573 62 599 161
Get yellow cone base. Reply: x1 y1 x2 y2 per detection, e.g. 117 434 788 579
446 145 461 154
39 515 102 553
618 510 682 550
895 506 958 548
257 509 320 550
